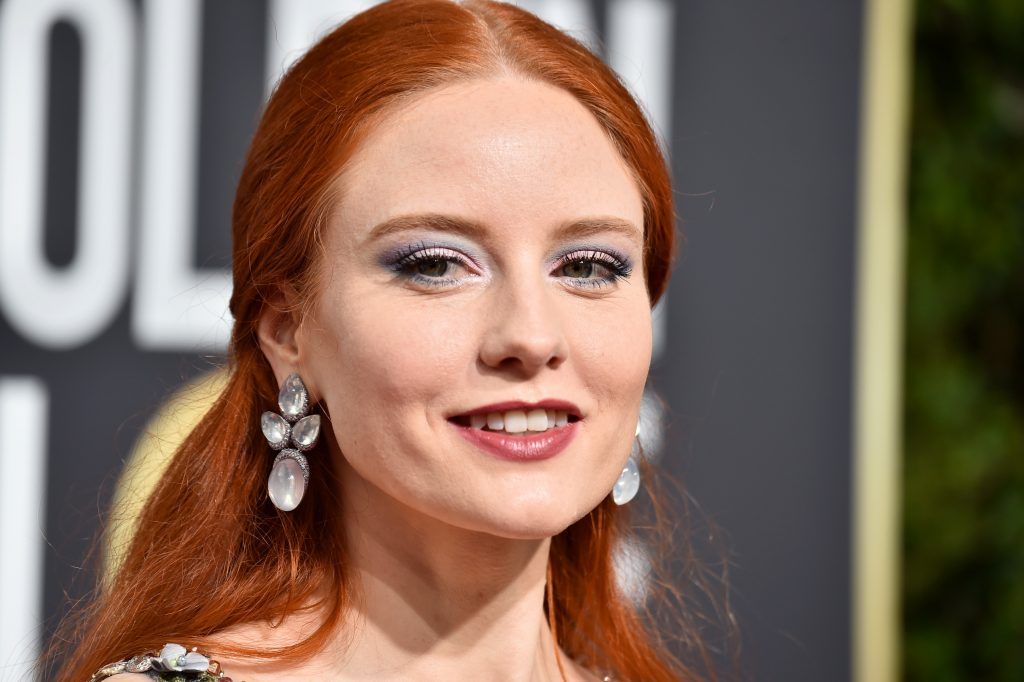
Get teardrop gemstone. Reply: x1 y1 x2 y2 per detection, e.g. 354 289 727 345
278 373 308 422
291 414 320 451
268 456 306 511
612 455 641 505
260 411 290 450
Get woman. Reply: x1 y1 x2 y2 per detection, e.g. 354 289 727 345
53 0 726 679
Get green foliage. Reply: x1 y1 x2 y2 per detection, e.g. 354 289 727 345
903 0 1024 679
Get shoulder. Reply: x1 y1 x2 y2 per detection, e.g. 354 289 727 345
87 616 316 682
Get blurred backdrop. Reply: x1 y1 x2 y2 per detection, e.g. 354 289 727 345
902 2 1024 681
1 0 1017 680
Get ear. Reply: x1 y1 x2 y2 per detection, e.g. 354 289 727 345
257 287 305 389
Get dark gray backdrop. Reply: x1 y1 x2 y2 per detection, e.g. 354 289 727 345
0 1 861 679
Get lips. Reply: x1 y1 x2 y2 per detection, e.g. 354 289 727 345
450 420 579 461
454 399 582 418
447 399 582 461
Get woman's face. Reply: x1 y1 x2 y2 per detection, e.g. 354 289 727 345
299 77 651 539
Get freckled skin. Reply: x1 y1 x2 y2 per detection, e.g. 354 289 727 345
295 76 652 540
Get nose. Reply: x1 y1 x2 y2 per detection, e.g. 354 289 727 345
478 275 569 375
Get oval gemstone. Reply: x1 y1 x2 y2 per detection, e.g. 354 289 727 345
278 373 308 422
260 411 290 449
268 457 305 511
291 414 320 450
612 456 641 505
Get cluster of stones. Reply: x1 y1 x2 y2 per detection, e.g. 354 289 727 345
262 373 321 511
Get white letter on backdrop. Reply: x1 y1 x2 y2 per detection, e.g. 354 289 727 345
0 0 134 349
0 377 49 681
133 0 232 351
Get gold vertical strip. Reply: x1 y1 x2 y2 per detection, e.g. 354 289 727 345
853 0 913 680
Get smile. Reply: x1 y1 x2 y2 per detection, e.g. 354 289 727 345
447 401 582 461
450 408 578 435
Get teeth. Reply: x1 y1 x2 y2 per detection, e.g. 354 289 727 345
504 410 528 433
527 409 548 432
466 408 573 433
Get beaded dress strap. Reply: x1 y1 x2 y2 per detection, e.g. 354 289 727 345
89 641 615 682
88 643 233 682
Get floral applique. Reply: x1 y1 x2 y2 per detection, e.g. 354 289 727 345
89 643 233 682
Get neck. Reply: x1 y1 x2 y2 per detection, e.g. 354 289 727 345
335 461 570 682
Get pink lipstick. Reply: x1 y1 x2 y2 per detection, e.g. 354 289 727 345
451 421 579 461
447 399 582 461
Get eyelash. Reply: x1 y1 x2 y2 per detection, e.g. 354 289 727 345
386 242 633 290
389 244 470 288
558 249 633 289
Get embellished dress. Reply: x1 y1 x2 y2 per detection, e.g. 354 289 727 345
89 643 233 682
90 642 617 681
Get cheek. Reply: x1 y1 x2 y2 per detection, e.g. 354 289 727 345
572 299 652 396
570 297 652 486
309 288 471 437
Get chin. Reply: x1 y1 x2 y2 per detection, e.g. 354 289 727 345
456 491 599 540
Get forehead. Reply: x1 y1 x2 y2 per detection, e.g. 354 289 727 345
332 77 644 241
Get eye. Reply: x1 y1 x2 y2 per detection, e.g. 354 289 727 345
413 255 454 278
387 244 477 289
555 249 633 288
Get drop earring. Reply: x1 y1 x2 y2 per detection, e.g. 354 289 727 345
612 420 642 505
262 373 321 511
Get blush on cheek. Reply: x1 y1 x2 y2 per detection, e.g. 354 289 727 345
577 306 651 369
334 303 469 414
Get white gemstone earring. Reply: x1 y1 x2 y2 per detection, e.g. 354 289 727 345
612 419 642 505
262 373 321 511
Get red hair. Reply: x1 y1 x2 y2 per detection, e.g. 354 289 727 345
50 1 732 679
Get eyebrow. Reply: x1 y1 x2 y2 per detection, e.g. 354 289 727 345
363 212 643 248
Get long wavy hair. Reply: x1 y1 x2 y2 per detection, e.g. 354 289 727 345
50 1 733 679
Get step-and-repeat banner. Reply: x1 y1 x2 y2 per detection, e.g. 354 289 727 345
0 1 872 679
